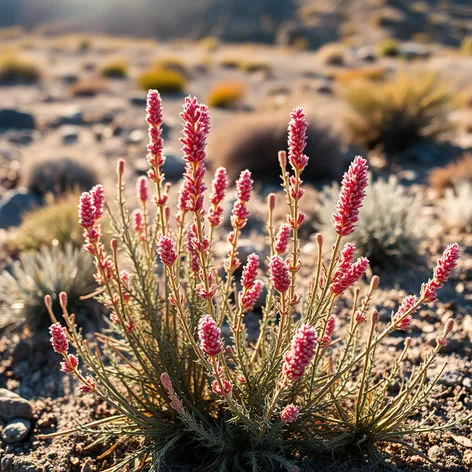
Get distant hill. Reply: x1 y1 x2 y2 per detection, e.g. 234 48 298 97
0 0 471 47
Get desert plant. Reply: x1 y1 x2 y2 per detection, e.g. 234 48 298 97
317 43 346 66
101 58 128 78
318 176 429 268
0 54 41 84
208 81 245 108
0 244 97 331
460 36 472 55
335 67 385 85
429 154 472 195
6 194 87 254
208 110 346 181
441 181 472 232
240 60 271 74
377 38 400 57
199 36 220 52
219 57 240 69
25 155 99 200
138 67 186 93
42 91 467 471
344 71 455 155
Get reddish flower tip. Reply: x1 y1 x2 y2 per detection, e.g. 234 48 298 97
157 236 177 267
281 403 299 424
49 322 69 354
269 255 291 293
288 107 308 172
275 224 291 255
283 324 317 382
78 192 96 229
198 315 222 356
137 176 149 202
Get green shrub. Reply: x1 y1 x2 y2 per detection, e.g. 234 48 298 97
138 67 186 93
155 57 187 75
460 36 472 55
0 244 97 331
101 58 128 78
207 81 245 108
199 36 220 52
319 176 429 268
377 38 400 57
344 71 455 154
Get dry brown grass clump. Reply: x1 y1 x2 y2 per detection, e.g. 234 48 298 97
344 71 455 155
335 67 385 85
70 77 108 96
208 81 245 108
429 154 472 195
317 43 346 66
209 111 346 182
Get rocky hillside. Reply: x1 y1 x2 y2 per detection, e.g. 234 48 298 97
1 0 471 47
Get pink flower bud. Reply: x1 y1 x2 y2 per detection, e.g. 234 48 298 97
241 280 263 312
283 325 317 382
146 89 163 127
332 156 368 236
117 158 125 176
198 315 222 356
212 379 232 396
79 376 96 394
209 167 227 205
137 176 148 202
59 292 68 309
436 318 454 347
236 169 253 203
275 224 291 255
132 209 144 234
268 193 276 211
157 236 177 267
269 256 291 293
60 354 78 373
330 257 369 295
280 403 299 424
90 184 104 221
49 322 69 354
392 295 418 330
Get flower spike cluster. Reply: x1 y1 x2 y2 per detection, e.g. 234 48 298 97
332 156 368 236
198 315 222 357
280 404 299 424
269 256 291 294
331 245 369 295
283 325 317 382
287 107 308 172
208 167 228 227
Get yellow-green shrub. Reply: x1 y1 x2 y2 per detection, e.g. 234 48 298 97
101 58 128 78
138 67 186 93
335 67 385 85
0 54 41 84
317 43 346 66
377 38 400 57
208 81 245 108
155 57 187 75
460 36 472 55
199 36 220 52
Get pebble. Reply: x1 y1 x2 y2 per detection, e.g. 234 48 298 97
1 419 31 443
0 389 34 421
60 125 81 145
0 188 42 229
126 129 145 144
428 444 443 462
0 109 36 130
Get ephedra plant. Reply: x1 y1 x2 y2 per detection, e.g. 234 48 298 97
44 91 467 471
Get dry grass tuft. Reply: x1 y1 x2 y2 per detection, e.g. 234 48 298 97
335 67 385 85
317 43 346 66
343 71 455 155
429 154 472 195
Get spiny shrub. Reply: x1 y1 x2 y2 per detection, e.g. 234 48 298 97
208 111 346 182
429 154 472 195
43 91 468 471
318 176 428 268
208 81 245 108
25 156 98 200
344 71 455 155
0 244 97 331
0 54 41 84
138 67 186 93
317 43 346 66
101 58 128 78
6 194 85 254
441 181 472 232
377 38 400 57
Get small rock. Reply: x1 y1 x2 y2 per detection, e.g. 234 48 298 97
11 340 30 364
438 370 461 386
60 73 78 84
50 107 84 128
60 125 80 145
2 419 31 443
314 79 332 94
0 189 41 229
355 46 376 62
126 129 145 144
7 130 38 146
0 109 35 130
428 445 443 462
0 389 34 421
163 151 185 179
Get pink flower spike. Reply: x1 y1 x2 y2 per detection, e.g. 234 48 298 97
241 280 264 312
198 315 222 357
269 256 291 293
283 324 317 382
78 192 96 229
288 107 309 172
241 254 260 289
146 89 163 127
422 243 461 303
209 167 228 206
49 322 69 354
330 257 369 295
281 403 299 424
332 156 368 236
90 185 104 221
137 176 148 203
392 295 418 330
132 209 144 233
236 169 253 203
212 379 232 396
157 236 177 267
436 318 454 347
275 224 291 255
161 372 184 412
60 354 78 373
180 96 210 164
